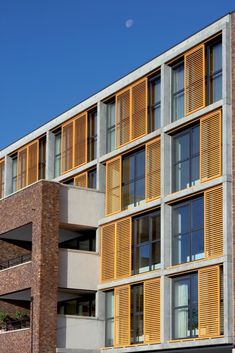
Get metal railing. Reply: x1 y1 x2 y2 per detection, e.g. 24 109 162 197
0 318 30 332
0 254 31 271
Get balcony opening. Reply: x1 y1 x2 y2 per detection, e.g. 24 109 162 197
59 227 96 252
58 289 96 317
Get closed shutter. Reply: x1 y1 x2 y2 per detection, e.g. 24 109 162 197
74 172 88 188
0 160 4 199
100 223 115 282
114 285 130 347
144 278 161 344
116 218 131 279
106 156 121 215
28 140 39 185
145 138 161 201
204 186 223 258
200 110 222 182
74 113 87 167
116 89 130 147
198 266 221 338
61 121 73 173
17 148 27 189
131 79 147 140
185 44 205 115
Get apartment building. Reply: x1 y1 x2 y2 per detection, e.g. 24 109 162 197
0 10 234 353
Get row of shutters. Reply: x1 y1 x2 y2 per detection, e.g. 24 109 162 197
113 265 221 347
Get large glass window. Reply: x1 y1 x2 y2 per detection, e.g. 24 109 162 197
132 211 160 274
172 61 184 121
173 273 198 339
172 197 204 265
54 130 61 177
172 124 199 192
105 291 114 347
206 39 222 104
131 284 144 344
88 109 97 162
149 75 161 132
58 292 95 317
12 155 17 192
122 149 145 209
60 229 96 252
107 100 116 153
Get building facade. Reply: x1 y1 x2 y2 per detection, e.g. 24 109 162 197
0 11 234 353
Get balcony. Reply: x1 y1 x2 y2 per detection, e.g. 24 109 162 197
0 254 31 271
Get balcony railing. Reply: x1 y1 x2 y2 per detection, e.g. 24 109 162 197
0 318 30 332
0 254 31 271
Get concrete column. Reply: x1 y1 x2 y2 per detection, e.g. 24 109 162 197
4 155 13 196
46 130 55 180
161 132 171 196
161 275 171 342
162 203 171 268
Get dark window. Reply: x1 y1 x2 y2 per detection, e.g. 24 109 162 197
122 149 145 209
12 155 17 192
149 75 161 132
173 273 198 339
54 130 61 177
172 197 204 265
133 211 160 274
105 291 114 346
88 169 97 189
88 109 97 162
172 61 184 121
58 292 95 317
206 39 222 104
39 138 46 179
63 178 74 185
131 284 144 344
106 100 116 153
172 124 199 192
60 230 96 252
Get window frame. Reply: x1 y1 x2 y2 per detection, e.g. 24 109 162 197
206 37 222 105
88 109 97 162
172 60 185 122
105 290 114 347
131 284 144 344
54 129 62 177
88 168 97 189
148 74 161 132
106 99 116 153
58 292 96 317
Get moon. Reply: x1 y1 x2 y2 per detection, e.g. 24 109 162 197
125 19 134 29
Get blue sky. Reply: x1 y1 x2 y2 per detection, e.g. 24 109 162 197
0 0 234 149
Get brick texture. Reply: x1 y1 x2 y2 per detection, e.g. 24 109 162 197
0 329 31 353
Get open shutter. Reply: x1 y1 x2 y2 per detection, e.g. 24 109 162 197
185 44 205 115
146 138 161 201
114 285 130 347
74 113 87 167
144 278 161 344
116 218 131 279
200 110 222 182
74 172 88 188
28 140 39 185
131 79 147 140
100 223 115 282
204 185 223 258
198 266 221 338
17 148 27 190
61 121 74 173
116 89 130 147
0 160 4 199
106 156 121 215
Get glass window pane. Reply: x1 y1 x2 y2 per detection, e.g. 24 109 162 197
173 205 189 235
136 217 149 244
152 241 160 267
106 291 114 318
212 42 222 73
123 155 135 182
191 155 199 185
106 319 114 346
135 178 145 204
174 308 189 338
136 245 150 273
192 198 204 230
192 230 204 260
151 214 160 241
173 92 184 121
174 133 190 163
173 234 190 264
65 300 77 315
122 183 135 209
174 278 189 307
136 151 145 179
192 126 200 155
174 160 190 191
107 102 116 127
213 73 222 102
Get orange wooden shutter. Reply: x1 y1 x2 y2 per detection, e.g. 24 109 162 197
74 172 88 188
17 148 27 189
114 285 130 347
131 79 147 140
185 44 205 115
145 138 161 201
116 218 131 279
198 265 221 338
200 110 222 182
144 278 161 344
74 113 87 167
100 223 115 282
0 160 4 199
61 121 74 173
27 140 39 185
116 89 131 147
106 156 121 215
204 185 223 258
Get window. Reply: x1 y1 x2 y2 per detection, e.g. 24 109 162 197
0 161 4 198
172 196 204 265
12 155 17 192
58 292 95 317
149 75 161 131
173 273 198 339
206 39 222 104
132 211 160 274
88 169 97 189
60 229 96 252
122 149 145 209
88 109 97 162
105 291 114 346
131 284 144 344
172 61 184 121
39 138 46 179
107 100 116 153
172 124 199 192
54 130 61 177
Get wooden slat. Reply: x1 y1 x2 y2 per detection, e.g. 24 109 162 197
198 266 220 338
185 44 205 115
27 140 39 185
114 285 130 347
131 79 147 140
204 186 223 258
17 148 27 190
61 121 73 173
200 110 222 182
100 223 115 282
74 113 87 167
116 218 131 279
116 89 131 147
145 138 161 201
0 160 4 199
106 156 121 215
144 278 161 344
74 172 88 188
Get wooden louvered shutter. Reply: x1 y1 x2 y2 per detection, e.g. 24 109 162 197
144 278 161 344
28 141 39 185
114 285 130 347
101 223 115 282
17 148 27 189
116 89 130 147
204 186 223 258
74 172 88 188
74 113 87 167
0 160 4 199
131 79 147 140
61 121 74 173
145 138 161 201
198 265 221 338
185 44 205 115
106 157 121 215
200 110 222 182
116 218 131 279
